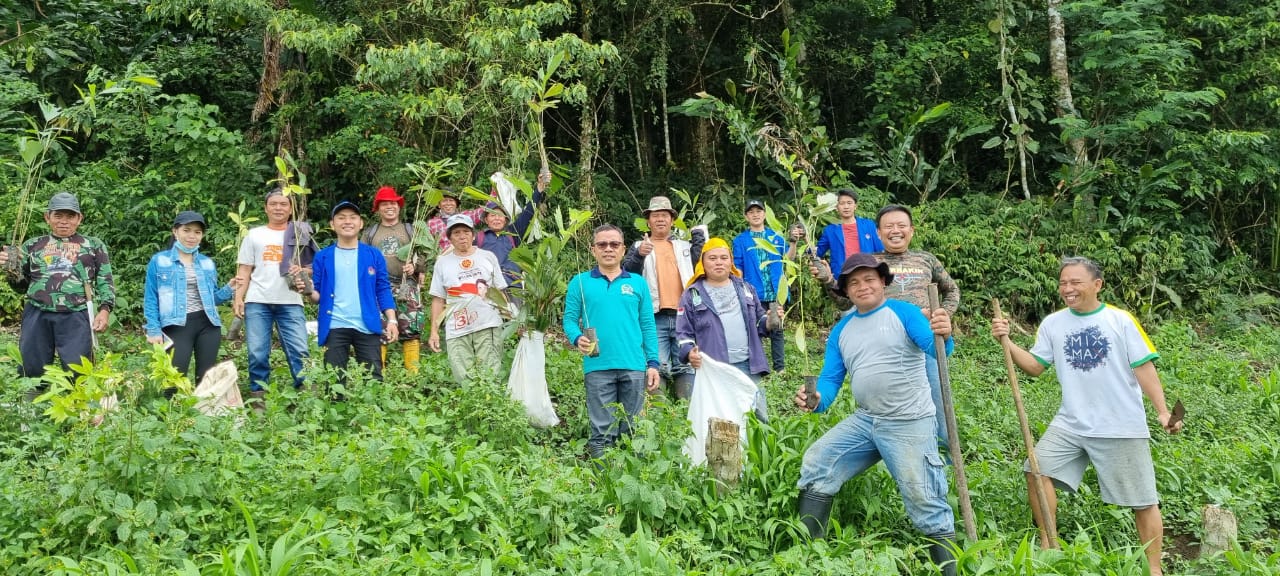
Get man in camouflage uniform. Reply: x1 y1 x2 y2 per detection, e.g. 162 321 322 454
0 192 115 391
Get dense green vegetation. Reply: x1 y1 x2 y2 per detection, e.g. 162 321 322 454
1 322 1279 574
2 0 1279 574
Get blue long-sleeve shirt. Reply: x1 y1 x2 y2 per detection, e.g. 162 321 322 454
732 227 788 303
563 267 659 374
814 298 953 416
311 243 396 346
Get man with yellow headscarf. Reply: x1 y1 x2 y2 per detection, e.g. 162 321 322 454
675 238 775 418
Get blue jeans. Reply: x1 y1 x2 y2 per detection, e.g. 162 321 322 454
730 359 768 424
763 301 785 372
926 358 947 444
245 303 309 392
797 411 954 536
655 311 692 379
583 369 646 458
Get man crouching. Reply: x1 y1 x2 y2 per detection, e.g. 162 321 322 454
793 253 957 575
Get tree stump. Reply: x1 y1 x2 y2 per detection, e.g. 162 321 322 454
706 418 742 496
1201 504 1237 556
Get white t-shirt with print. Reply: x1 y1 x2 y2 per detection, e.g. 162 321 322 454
1030 304 1159 438
236 226 302 305
428 248 507 339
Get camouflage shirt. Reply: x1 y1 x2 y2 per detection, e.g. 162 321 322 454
9 234 116 313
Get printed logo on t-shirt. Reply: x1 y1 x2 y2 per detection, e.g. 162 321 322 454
263 244 283 263
460 258 474 269
367 266 376 276
620 284 635 296
1063 325 1112 372
378 236 401 257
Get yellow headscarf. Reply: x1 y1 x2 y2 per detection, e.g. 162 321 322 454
687 237 742 287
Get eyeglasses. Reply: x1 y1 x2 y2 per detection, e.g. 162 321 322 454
594 241 624 249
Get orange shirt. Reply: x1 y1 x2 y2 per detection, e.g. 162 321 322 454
653 240 683 310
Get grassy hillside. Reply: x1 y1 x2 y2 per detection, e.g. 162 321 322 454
0 317 1277 575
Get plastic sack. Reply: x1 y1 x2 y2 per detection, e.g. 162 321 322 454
507 331 560 428
194 360 245 417
683 356 759 466
489 172 522 218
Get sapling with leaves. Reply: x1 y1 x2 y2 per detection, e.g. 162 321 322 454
764 190 837 378
269 152 317 296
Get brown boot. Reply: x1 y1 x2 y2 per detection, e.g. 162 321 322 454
248 390 266 415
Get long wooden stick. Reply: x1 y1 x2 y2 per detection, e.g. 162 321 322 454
992 299 1059 549
928 284 977 541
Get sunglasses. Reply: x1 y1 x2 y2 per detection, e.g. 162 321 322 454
593 241 624 249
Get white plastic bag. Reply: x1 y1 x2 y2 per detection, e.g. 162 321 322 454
507 331 560 428
683 356 758 466
489 171 522 218
194 360 245 417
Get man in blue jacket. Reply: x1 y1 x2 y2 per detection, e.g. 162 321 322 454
731 199 788 373
301 201 398 381
814 188 883 276
792 253 957 575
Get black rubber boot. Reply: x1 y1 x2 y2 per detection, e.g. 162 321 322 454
797 490 834 539
927 533 958 576
673 373 695 400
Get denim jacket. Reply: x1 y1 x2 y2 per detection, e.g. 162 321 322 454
143 246 234 337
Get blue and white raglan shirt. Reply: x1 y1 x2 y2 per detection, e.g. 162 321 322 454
813 299 953 416
1029 303 1159 439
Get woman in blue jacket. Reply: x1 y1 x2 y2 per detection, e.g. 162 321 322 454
143 211 237 385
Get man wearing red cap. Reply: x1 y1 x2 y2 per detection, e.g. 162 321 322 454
363 186 424 373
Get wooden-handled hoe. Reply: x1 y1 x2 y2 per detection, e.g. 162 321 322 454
992 299 1059 549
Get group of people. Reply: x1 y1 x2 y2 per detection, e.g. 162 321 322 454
2 184 1183 575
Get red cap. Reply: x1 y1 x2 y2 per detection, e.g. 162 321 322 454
372 186 404 211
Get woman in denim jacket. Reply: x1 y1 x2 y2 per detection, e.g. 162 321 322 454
143 211 237 386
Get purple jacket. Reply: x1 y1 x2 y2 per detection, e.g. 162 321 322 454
675 277 771 376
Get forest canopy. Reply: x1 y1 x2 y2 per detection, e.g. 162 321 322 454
1 0 1278 324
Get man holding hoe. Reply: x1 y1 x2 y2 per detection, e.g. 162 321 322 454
793 253 957 575
991 256 1183 576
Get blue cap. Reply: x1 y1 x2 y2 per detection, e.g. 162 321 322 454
330 200 361 218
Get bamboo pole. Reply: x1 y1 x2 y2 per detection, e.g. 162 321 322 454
992 299 1059 549
928 284 977 541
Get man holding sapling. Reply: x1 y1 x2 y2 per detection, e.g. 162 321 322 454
234 188 313 409
427 213 508 383
0 192 115 397
793 253 958 575
363 186 425 373
622 196 704 399
564 224 660 459
991 256 1182 576
813 204 961 448
300 200 398 382
731 199 788 374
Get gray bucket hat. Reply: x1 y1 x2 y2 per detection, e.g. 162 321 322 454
47 192 82 214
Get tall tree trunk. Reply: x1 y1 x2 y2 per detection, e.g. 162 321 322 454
998 1 1031 200
579 0 597 205
629 83 644 178
1047 0 1087 165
